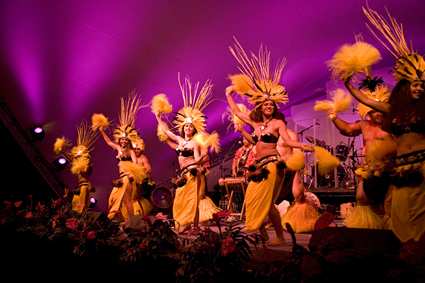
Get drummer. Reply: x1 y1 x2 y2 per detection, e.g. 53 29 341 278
231 136 256 177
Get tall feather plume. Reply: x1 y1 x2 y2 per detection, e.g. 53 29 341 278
119 90 143 129
76 121 97 154
174 73 214 132
178 73 213 111
229 37 288 105
363 6 425 82
362 5 411 58
229 37 286 86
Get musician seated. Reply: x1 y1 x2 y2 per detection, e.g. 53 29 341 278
232 137 255 177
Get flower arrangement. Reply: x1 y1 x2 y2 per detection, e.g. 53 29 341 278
0 196 256 282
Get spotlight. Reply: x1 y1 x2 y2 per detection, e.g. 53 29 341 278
33 127 43 134
53 156 68 171
30 125 45 141
58 157 67 165
89 197 97 208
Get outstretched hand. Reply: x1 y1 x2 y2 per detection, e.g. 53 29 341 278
328 110 337 120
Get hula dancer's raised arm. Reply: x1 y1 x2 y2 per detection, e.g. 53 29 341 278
226 89 255 128
345 79 390 113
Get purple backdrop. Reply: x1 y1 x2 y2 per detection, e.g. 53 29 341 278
1 0 424 210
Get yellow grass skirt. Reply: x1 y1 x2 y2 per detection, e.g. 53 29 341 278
344 205 384 229
173 172 199 231
282 202 319 233
72 180 90 214
245 162 283 232
390 176 425 242
107 161 151 221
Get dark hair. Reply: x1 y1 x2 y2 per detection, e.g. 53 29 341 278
180 123 198 137
249 101 281 122
383 79 425 132
274 111 287 124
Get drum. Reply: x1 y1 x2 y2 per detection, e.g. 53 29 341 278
218 177 246 213
150 187 173 209
335 144 349 161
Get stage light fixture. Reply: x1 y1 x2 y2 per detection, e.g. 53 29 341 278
30 125 45 141
89 197 97 208
53 156 68 171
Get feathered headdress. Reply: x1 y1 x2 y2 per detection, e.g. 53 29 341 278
113 91 142 142
53 121 97 175
228 37 289 106
357 77 390 118
363 6 425 82
173 73 213 133
131 136 145 151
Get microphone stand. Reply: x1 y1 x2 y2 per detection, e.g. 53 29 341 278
297 124 315 141
348 137 358 189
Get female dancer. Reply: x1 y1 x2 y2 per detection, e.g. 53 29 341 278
53 121 97 214
92 94 150 221
226 39 312 244
154 75 220 233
